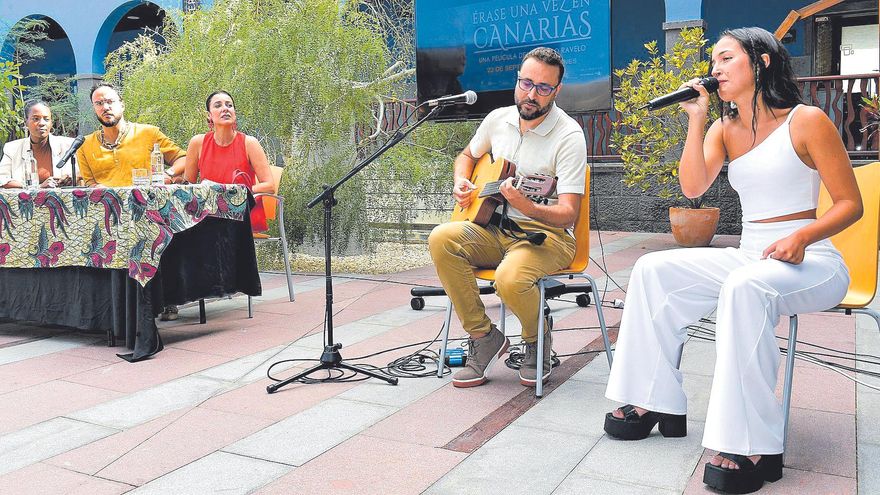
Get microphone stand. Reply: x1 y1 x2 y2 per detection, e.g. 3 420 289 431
266 104 444 394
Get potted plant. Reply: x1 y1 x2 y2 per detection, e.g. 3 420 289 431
612 27 721 247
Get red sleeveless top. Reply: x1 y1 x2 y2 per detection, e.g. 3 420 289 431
199 131 268 232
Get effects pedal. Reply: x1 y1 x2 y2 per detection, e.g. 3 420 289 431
444 348 467 367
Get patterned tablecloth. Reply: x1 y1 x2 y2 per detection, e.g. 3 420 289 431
0 182 249 286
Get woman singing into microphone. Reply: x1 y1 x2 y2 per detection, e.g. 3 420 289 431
602 27 862 493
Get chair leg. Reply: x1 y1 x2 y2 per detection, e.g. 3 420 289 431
536 281 547 398
782 314 799 451
276 202 295 302
499 299 506 334
248 296 253 318
437 299 454 378
584 273 613 368
852 308 880 333
199 299 206 324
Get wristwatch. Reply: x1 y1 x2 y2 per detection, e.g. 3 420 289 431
165 168 175 177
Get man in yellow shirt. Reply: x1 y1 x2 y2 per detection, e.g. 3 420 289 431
77 83 186 187
78 82 186 321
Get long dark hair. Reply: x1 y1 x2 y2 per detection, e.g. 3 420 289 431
718 27 803 140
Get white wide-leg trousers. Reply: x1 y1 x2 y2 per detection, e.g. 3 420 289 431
605 219 850 455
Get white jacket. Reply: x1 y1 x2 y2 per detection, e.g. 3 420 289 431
0 135 76 186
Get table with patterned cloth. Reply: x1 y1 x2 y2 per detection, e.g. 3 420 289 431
0 182 262 361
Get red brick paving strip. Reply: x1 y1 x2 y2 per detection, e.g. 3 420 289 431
442 326 619 453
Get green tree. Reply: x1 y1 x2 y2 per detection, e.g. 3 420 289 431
612 27 719 208
103 0 422 252
0 60 25 141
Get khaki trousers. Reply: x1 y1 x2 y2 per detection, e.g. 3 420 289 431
428 220 576 343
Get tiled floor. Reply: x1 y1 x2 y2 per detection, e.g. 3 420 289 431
0 231 875 494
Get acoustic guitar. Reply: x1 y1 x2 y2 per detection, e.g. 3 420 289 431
452 154 557 226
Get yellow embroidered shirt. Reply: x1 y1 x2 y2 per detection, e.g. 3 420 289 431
77 123 185 187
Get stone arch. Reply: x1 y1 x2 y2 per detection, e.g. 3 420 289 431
2 15 77 79
92 1 168 74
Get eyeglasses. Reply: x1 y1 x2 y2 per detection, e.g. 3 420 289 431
92 99 119 107
517 78 558 97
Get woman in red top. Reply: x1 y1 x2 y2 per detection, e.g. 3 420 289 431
184 90 274 231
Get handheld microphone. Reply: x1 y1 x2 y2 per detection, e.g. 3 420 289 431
55 135 85 169
641 77 719 111
427 90 478 107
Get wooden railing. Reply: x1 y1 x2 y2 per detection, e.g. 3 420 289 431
797 73 878 157
363 72 880 160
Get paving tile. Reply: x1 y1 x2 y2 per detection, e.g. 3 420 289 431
678 338 717 377
46 410 188 476
515 379 618 436
67 376 227 429
94 407 273 486
859 442 880 495
0 418 117 476
553 475 678 495
224 398 396 466
569 352 612 384
573 421 706 492
425 424 597 495
362 384 520 448
775 363 855 415
335 370 451 407
200 373 356 422
858 387 880 445
255 435 466 495
63 347 229 393
129 451 291 494
195 344 290 383
785 408 856 478
682 372 713 423
0 352 109 395
0 462 131 495
0 381 123 435
0 334 102 366
682 450 857 494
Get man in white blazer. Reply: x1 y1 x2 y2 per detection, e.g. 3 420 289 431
1 100 75 188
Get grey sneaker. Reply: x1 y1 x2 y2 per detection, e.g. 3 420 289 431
520 325 552 386
452 325 510 388
159 305 178 321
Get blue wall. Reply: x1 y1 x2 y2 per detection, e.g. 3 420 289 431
612 0 665 70
703 1 807 57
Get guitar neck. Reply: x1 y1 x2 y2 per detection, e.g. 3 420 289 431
478 177 519 198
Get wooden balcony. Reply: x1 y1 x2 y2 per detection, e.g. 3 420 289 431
363 72 880 161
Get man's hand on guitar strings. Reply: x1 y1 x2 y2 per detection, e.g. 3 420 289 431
454 177 477 208
500 177 534 215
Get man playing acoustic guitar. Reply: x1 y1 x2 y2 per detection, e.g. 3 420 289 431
428 47 588 388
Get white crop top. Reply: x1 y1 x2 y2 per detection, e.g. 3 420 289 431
727 105 820 222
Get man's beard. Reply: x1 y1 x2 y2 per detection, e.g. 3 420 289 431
516 97 552 121
98 114 120 127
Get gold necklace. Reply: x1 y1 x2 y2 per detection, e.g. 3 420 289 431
100 122 128 149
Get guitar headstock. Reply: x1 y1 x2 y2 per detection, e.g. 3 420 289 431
515 174 557 203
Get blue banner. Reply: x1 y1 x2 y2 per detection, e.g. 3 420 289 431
416 0 611 115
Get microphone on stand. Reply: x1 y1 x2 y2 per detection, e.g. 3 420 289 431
56 135 85 188
641 77 719 111
426 90 478 107
55 135 85 169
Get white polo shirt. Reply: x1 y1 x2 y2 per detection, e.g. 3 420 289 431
468 103 587 222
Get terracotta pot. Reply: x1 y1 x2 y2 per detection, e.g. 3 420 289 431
669 207 720 247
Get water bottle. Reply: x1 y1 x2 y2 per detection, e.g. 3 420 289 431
150 143 165 185
25 149 38 188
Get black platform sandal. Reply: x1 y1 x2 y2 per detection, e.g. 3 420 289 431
703 452 783 494
603 404 687 440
